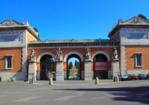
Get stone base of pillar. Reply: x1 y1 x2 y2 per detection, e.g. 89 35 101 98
112 61 120 82
28 62 36 82
84 61 93 80
56 62 64 80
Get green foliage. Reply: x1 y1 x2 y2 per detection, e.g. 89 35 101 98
138 14 148 20
68 62 73 69
75 60 80 69
33 27 39 32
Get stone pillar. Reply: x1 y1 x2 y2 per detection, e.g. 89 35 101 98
120 46 126 74
112 60 120 81
22 47 28 80
56 61 64 80
84 60 93 80
28 61 37 82
112 48 120 81
28 49 36 83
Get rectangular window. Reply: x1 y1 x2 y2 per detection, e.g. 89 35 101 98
127 33 148 39
135 54 142 67
5 56 12 69
0 35 20 42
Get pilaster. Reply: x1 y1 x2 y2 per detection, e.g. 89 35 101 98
120 45 126 72
28 61 37 81
84 60 93 80
56 61 64 80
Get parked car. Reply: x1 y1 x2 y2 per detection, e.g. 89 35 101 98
128 74 137 80
146 74 149 79
120 71 128 81
137 74 146 80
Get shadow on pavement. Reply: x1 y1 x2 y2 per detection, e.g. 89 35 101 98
56 86 149 104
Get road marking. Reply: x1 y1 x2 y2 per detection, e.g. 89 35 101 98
15 96 39 102
55 92 84 101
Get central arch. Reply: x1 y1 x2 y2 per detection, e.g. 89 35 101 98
64 51 84 80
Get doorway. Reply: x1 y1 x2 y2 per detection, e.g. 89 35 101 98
40 55 55 80
93 54 108 79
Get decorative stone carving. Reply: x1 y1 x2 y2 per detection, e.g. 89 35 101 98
57 48 63 61
0 19 22 26
85 48 91 61
121 15 149 24
30 49 36 62
112 48 119 61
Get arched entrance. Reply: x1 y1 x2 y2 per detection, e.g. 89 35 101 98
93 54 108 79
40 55 56 80
66 54 82 80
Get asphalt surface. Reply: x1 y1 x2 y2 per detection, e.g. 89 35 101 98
0 80 149 105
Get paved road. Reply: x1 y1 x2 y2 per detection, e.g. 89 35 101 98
0 80 149 105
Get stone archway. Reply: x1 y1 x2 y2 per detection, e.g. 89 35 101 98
38 53 56 80
92 51 110 79
64 51 84 80
92 51 110 61
37 52 55 62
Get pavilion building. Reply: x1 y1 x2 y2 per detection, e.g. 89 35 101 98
0 15 149 81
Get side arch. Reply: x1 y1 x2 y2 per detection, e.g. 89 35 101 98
92 51 110 61
37 52 56 63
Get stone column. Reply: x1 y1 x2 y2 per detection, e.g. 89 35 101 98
56 61 64 80
84 60 93 80
112 60 120 81
120 46 126 73
28 49 36 83
112 48 120 81
28 61 37 82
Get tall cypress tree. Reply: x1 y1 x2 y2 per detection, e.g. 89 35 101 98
68 62 73 69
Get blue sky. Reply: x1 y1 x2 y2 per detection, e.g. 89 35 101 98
0 0 149 40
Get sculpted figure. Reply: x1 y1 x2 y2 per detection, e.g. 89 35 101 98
113 48 118 60
30 49 36 62
85 48 91 60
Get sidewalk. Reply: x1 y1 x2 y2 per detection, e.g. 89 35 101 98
35 79 114 86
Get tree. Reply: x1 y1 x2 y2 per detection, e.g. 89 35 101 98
75 60 80 69
75 60 80 78
138 14 148 20
68 62 73 69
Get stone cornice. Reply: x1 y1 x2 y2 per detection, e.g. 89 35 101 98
29 39 112 43
28 40 119 47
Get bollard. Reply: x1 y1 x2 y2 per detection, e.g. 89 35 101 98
117 75 120 82
113 75 120 82
29 77 33 84
113 76 116 82
29 75 34 84
49 77 53 85
95 77 99 85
